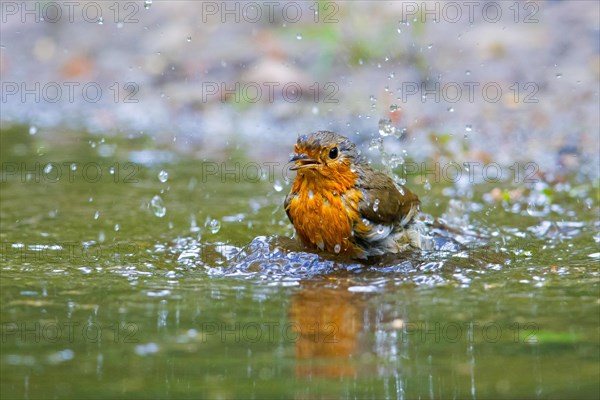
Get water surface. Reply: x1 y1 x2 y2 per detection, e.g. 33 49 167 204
1 126 599 399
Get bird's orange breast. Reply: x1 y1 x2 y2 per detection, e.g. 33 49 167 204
286 171 363 255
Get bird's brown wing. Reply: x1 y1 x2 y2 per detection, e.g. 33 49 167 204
358 169 420 226
284 191 296 224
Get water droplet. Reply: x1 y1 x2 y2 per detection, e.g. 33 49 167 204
465 125 472 132
527 202 545 216
98 230 105 242
273 180 283 192
555 73 562 79
94 211 100 220
44 164 53 174
187 177 197 192
397 28 402 34
465 70 471 76
427 43 433 49
358 58 364 65
388 72 395 79
369 137 384 152
114 224 120 232
186 36 192 42
189 214 200 233
378 118 397 137
150 195 166 218
369 95 377 103
308 190 314 200
206 219 221 234
97 17 103 25
144 0 153 9
311 106 319 115
387 154 404 169
109 167 115 175
334 244 341 254
526 194 549 217
373 199 380 212
377 224 385 234
296 34 302 40
395 127 407 140
29 126 37 135
424 180 431 191
447 107 454 112
158 170 168 183
70 163 77 172
389 104 400 112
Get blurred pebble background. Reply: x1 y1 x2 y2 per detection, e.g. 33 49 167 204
1 0 598 177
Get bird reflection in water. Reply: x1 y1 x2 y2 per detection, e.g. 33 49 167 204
289 281 367 378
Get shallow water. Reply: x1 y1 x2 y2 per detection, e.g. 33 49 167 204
1 126 598 398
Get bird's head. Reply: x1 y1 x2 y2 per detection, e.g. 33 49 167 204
289 131 361 181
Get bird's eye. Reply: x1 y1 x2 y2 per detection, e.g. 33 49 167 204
328 147 339 159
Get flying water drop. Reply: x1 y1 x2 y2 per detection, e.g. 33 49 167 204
206 218 221 234
150 195 166 218
158 170 168 183
369 138 384 152
378 118 397 137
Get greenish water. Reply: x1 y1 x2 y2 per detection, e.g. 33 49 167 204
1 126 599 399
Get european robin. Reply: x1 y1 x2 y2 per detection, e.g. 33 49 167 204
285 131 424 259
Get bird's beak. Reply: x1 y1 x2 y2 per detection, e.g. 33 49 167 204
289 153 319 170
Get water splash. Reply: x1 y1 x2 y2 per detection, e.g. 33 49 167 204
378 118 397 137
